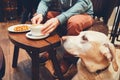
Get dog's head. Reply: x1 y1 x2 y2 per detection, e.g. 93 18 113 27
62 31 118 72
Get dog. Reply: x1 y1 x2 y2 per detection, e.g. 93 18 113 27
62 31 120 80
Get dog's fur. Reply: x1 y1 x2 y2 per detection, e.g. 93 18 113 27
62 31 120 80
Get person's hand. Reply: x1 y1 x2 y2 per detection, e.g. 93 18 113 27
31 13 43 24
42 18 60 34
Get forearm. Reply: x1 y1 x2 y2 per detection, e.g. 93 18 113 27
57 0 93 24
36 0 51 16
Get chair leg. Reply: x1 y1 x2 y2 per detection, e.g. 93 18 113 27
116 28 120 41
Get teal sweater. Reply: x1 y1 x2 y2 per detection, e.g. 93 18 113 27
37 0 93 24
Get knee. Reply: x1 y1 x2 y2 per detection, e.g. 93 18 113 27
67 16 83 30
67 17 83 35
46 11 60 19
68 16 82 26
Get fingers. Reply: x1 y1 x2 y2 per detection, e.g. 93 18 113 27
42 18 60 34
33 13 38 16
36 18 42 24
31 14 43 24
31 18 36 24
42 20 53 34
42 23 55 34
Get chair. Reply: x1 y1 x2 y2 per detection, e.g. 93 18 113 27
110 1 120 44
87 0 118 35
0 46 5 80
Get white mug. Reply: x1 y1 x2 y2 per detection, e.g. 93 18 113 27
30 24 44 36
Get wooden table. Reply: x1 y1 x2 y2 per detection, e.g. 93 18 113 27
8 32 65 80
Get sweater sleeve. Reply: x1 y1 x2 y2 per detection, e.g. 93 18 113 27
36 0 51 16
56 0 93 24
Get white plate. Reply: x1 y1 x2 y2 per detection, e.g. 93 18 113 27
8 24 32 32
26 32 49 40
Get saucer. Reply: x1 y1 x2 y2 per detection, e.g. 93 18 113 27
26 32 49 39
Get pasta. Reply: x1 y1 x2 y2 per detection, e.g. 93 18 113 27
14 26 29 32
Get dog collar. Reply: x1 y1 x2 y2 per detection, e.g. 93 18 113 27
96 66 109 74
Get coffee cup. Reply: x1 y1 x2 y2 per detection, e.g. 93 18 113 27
30 24 44 36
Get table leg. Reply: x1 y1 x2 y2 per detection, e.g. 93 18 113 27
12 45 19 68
48 48 65 80
31 52 39 80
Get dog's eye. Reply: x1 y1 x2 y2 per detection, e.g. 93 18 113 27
82 35 88 41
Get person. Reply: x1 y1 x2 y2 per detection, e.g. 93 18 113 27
20 0 40 23
31 0 94 75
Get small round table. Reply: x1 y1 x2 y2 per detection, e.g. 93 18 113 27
8 32 65 80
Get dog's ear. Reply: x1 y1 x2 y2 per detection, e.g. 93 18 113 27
107 43 119 72
100 43 118 71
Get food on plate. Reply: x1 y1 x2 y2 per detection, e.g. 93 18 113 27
14 25 29 32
